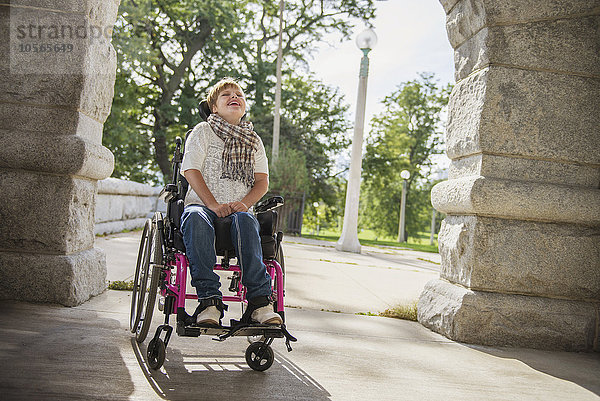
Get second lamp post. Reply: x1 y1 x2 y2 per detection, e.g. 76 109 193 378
398 169 410 243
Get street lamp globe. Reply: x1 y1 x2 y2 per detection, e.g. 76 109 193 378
400 170 410 180
356 28 378 50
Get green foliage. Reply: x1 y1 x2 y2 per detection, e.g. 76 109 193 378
380 300 418 321
241 0 376 115
104 0 376 185
105 0 250 182
103 72 158 183
303 200 327 234
108 280 134 291
268 148 309 196
361 73 452 239
254 74 352 207
302 175 346 232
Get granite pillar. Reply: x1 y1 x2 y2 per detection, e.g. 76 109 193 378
0 0 120 306
419 0 600 351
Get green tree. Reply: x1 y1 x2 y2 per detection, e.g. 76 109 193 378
104 0 376 184
241 0 375 116
254 74 352 205
268 148 309 196
360 73 452 239
103 72 158 183
303 174 347 232
105 0 247 182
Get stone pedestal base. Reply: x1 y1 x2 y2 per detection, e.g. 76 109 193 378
0 248 107 307
419 279 599 351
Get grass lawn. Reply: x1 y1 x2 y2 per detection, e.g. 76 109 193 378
300 228 439 253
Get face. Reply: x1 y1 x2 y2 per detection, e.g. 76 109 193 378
211 85 246 125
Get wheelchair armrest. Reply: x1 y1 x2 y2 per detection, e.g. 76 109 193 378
255 196 284 213
158 187 169 202
159 184 178 203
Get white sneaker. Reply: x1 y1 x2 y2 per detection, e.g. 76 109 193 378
196 306 221 326
251 305 283 325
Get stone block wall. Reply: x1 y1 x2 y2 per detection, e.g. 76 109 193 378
95 178 163 235
0 0 120 306
419 0 600 351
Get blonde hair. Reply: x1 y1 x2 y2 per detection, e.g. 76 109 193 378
206 77 244 111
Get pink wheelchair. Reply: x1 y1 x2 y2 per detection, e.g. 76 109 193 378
129 136 296 372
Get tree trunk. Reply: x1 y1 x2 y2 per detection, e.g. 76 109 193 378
153 110 172 182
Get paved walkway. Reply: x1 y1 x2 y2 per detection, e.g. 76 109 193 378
0 231 598 400
96 232 441 315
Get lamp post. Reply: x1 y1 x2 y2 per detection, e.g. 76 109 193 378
313 202 320 235
272 0 284 162
430 209 436 246
398 170 410 243
336 28 377 253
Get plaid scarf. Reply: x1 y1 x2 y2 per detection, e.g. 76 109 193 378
207 113 260 187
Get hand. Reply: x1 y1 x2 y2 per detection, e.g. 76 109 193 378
208 203 232 217
228 201 249 213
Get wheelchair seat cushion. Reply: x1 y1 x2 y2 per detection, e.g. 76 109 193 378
260 235 276 259
214 216 235 256
213 215 277 259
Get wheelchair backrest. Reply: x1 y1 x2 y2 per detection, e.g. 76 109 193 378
176 128 194 201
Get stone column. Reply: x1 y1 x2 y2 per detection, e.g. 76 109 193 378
419 0 600 351
0 0 120 306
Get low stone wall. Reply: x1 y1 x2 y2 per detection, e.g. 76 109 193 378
95 178 164 235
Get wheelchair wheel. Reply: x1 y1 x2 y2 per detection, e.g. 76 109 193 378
134 214 164 343
245 342 274 372
147 337 166 370
130 219 151 333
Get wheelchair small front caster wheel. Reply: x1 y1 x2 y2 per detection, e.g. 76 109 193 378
245 342 274 371
247 334 266 344
147 338 166 370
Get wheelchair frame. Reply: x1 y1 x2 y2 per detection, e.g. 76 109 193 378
129 135 296 372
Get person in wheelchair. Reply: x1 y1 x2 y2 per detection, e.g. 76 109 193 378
180 77 282 327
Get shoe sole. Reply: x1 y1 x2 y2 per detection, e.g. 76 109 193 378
260 316 283 325
196 318 220 326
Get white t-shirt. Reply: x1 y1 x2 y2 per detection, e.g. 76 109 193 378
181 121 269 207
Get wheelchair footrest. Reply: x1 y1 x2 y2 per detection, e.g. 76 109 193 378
176 322 284 339
176 323 227 337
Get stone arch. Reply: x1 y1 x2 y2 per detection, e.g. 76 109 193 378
0 0 598 352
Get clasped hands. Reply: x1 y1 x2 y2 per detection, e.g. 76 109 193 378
209 201 249 217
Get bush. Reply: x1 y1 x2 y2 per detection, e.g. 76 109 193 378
380 300 418 321
108 280 134 291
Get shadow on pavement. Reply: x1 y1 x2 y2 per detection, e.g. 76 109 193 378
471 345 600 396
360 249 440 273
0 301 135 400
132 338 331 401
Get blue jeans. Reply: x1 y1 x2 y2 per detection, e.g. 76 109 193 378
181 205 273 301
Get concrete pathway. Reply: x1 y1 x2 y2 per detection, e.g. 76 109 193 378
0 231 598 400
95 232 441 314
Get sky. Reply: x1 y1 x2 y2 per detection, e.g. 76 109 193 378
307 0 455 172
